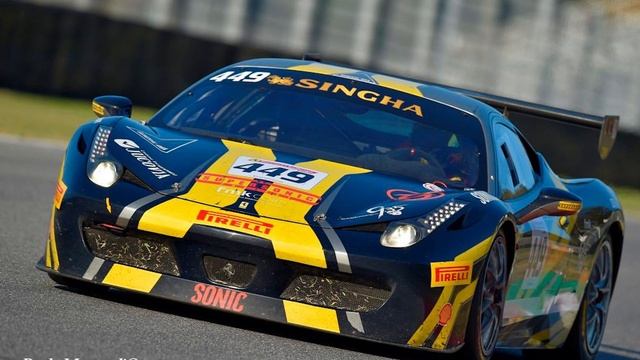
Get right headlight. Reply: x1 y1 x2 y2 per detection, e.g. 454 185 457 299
87 126 122 188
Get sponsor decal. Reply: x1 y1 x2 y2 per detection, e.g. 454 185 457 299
53 179 67 210
229 156 327 190
430 261 472 287
438 303 453 326
558 201 581 212
209 70 424 118
386 189 444 201
423 182 444 192
334 71 378 84
190 283 248 313
338 205 405 221
470 191 496 205
197 173 321 205
197 209 273 235
114 138 176 179
127 126 197 153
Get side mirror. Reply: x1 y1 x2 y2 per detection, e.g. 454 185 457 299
92 95 132 118
516 187 582 224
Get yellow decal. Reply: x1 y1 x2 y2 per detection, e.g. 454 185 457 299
282 300 340 333
102 264 161 293
430 261 473 287
558 201 581 212
106 197 112 214
53 180 67 210
47 206 60 270
92 101 105 116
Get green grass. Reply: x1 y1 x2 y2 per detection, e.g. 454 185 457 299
0 87 639 218
0 88 156 141
613 187 640 219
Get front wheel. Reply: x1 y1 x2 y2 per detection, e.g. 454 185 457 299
461 231 508 360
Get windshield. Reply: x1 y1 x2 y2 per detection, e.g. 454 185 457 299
149 68 487 189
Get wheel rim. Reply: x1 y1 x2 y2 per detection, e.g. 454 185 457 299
480 236 507 356
585 241 613 354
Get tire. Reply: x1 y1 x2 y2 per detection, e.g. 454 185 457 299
460 231 509 360
525 235 614 360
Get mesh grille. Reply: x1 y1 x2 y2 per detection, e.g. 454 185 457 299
83 227 179 276
203 256 256 288
281 274 391 312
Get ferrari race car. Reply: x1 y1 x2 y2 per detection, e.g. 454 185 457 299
38 58 624 359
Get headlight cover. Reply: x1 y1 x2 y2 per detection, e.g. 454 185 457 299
380 200 467 248
380 223 422 248
87 126 122 187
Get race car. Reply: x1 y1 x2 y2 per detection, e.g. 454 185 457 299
37 58 624 360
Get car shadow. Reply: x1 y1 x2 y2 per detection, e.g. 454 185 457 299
55 284 638 360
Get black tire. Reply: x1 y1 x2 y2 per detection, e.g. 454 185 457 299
460 231 509 360
525 235 614 360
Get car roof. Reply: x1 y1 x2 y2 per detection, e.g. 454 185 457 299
232 58 499 123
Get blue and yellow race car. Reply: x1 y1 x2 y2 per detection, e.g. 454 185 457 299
38 58 623 360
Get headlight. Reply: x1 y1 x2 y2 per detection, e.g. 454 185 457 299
380 223 421 248
88 160 121 187
380 200 467 248
87 126 122 187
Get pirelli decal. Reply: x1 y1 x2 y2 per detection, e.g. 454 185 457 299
430 261 472 287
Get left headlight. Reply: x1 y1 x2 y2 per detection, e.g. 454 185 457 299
87 126 122 188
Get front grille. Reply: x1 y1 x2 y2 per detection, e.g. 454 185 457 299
203 256 256 288
281 273 391 312
83 227 180 276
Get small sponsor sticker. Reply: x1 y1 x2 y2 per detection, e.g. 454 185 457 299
53 179 67 210
387 189 444 201
557 201 581 212
470 191 496 205
114 138 176 179
430 261 472 287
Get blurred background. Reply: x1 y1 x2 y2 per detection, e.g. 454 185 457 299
0 0 639 208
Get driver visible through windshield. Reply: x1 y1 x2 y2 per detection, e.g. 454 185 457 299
150 68 487 190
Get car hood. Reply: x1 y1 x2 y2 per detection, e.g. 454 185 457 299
108 121 468 227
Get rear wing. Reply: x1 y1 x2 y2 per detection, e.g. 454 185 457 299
441 85 620 159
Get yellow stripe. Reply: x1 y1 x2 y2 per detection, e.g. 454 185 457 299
288 63 357 75
139 140 368 269
407 235 494 347
102 264 161 293
45 236 52 268
282 300 340 333
432 280 478 350
370 74 424 97
48 206 60 270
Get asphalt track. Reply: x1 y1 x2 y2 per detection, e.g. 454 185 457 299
1 136 638 360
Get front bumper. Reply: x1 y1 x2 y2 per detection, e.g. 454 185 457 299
39 189 491 353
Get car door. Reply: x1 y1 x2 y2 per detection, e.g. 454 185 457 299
492 122 572 338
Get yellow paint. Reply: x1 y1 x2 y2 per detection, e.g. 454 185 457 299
92 101 105 116
288 63 356 76
371 74 424 97
106 197 112 214
282 300 340 333
255 158 368 223
45 236 52 268
408 235 494 347
48 206 59 270
139 140 368 269
102 264 161 293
